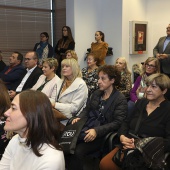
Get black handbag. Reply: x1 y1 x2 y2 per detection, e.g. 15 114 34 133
59 117 87 155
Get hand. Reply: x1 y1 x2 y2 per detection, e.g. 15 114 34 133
160 54 168 59
84 129 97 142
72 118 80 124
8 90 16 99
120 135 135 149
156 53 161 59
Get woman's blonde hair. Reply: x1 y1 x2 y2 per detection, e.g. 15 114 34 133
141 57 160 75
115 57 131 74
65 50 78 60
42 58 58 71
61 58 82 80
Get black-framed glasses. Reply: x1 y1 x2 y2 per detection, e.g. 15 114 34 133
145 63 156 68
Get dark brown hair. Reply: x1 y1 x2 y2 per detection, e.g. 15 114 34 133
96 31 105 41
19 90 61 157
0 80 10 117
98 65 121 86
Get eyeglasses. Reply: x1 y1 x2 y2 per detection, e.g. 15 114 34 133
145 63 156 68
24 58 35 61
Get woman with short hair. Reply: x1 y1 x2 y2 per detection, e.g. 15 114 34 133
0 90 65 169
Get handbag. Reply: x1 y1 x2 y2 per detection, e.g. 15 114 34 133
135 137 166 169
59 117 87 155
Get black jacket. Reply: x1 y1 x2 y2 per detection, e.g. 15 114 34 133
78 89 127 137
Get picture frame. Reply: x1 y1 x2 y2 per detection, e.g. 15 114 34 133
129 21 148 54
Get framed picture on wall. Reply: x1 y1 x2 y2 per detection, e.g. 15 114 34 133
129 21 148 54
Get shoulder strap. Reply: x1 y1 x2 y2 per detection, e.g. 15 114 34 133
56 80 65 102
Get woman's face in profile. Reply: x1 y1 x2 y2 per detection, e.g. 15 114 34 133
62 64 73 80
66 52 72 59
42 62 55 77
95 32 102 41
4 94 27 138
87 55 96 67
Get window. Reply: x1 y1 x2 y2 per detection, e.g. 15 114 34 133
0 0 52 63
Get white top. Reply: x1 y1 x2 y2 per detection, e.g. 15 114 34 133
0 135 65 170
32 74 60 100
16 66 36 92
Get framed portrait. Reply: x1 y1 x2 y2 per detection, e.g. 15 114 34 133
129 21 148 54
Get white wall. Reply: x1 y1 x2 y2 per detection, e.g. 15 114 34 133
66 0 170 71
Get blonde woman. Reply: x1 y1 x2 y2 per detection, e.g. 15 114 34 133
115 57 132 99
53 58 88 126
65 50 78 60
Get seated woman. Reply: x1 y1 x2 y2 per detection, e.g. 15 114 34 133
0 90 65 169
66 65 127 170
128 57 160 118
0 80 11 159
53 58 88 126
91 31 108 65
65 50 78 60
82 53 99 97
115 57 132 99
100 73 170 170
31 58 60 100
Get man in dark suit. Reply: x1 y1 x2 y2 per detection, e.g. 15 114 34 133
0 51 26 90
153 24 170 76
9 51 42 99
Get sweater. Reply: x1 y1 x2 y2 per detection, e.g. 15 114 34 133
0 134 65 170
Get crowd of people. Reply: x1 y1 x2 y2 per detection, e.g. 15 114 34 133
0 24 170 170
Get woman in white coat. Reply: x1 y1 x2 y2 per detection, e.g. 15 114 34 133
32 58 60 100
53 58 88 126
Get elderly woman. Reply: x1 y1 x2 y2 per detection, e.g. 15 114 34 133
66 65 127 170
82 53 99 97
31 58 60 100
115 57 132 99
53 58 88 126
100 73 170 170
0 90 65 169
0 80 11 159
65 50 78 60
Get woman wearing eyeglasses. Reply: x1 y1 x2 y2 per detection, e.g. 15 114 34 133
128 57 160 118
33 32 54 67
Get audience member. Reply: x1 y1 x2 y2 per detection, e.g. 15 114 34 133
66 65 127 170
65 50 78 60
31 58 60 100
82 53 99 97
128 57 160 118
33 32 53 67
53 58 88 127
115 57 132 99
91 31 108 65
153 24 170 77
0 52 26 90
0 90 65 169
0 80 11 159
55 26 75 77
0 51 6 72
8 51 42 99
100 73 170 170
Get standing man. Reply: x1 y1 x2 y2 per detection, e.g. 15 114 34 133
153 24 170 76
0 52 25 90
9 51 42 99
